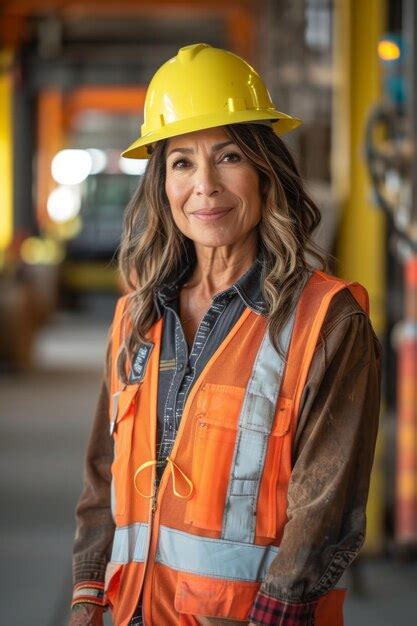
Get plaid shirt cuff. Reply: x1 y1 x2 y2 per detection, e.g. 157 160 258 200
249 591 317 626
71 581 106 609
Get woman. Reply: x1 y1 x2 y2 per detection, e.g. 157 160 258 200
69 44 381 626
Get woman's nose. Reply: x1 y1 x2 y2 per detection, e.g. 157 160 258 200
194 163 222 196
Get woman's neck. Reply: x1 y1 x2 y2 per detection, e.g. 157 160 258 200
185 236 258 298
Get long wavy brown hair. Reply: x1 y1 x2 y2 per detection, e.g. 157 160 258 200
117 123 327 383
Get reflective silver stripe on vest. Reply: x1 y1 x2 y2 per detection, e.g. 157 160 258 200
222 311 296 543
110 523 149 563
156 525 279 582
110 478 116 522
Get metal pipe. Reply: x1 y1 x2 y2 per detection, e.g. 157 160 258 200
403 0 417 223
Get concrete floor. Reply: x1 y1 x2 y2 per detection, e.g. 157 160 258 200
1 310 416 626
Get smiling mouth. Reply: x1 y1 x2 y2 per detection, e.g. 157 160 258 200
191 207 234 221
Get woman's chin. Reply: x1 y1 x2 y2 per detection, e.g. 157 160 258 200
188 233 240 249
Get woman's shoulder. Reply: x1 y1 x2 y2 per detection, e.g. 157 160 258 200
318 284 380 358
308 269 369 316
323 286 368 320
311 268 367 292
298 269 373 349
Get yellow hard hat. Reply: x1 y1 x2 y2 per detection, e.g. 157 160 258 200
122 43 302 159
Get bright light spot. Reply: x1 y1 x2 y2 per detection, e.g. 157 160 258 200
20 237 64 265
87 148 107 174
20 237 44 264
47 186 81 223
119 156 148 176
44 216 83 241
378 40 401 61
51 149 92 185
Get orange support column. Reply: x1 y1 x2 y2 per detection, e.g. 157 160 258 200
36 90 65 230
396 257 417 543
227 6 255 60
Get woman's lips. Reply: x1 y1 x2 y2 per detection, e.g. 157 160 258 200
191 207 233 221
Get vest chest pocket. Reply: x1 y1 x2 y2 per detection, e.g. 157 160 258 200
184 383 245 532
110 384 140 520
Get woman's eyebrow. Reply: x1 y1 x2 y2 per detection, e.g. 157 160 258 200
166 147 193 157
213 140 236 150
167 140 235 158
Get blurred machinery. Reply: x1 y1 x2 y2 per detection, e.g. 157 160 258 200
364 9 417 546
0 0 254 369
35 86 147 299
1 0 415 554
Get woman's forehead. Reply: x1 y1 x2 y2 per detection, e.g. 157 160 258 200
166 126 230 152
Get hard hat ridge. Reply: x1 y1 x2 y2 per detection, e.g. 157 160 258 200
177 42 210 62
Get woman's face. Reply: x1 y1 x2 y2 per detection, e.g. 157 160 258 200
164 126 262 249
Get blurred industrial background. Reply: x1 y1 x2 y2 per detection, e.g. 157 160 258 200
1 0 416 624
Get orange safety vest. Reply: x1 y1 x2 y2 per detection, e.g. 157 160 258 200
104 270 369 626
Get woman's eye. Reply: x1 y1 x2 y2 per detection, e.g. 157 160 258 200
221 152 242 163
171 158 189 169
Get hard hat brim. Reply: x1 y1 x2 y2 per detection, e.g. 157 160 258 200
121 110 302 159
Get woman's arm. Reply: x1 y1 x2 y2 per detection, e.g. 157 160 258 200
69 338 115 623
249 289 382 626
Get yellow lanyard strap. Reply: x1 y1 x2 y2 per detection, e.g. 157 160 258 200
133 456 193 499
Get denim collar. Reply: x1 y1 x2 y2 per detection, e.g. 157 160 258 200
154 256 268 317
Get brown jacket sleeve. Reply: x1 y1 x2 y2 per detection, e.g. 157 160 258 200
258 288 382 603
72 334 115 587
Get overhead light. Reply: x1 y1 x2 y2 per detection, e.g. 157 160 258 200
51 149 92 185
86 148 108 174
119 156 148 176
47 186 81 223
378 39 401 62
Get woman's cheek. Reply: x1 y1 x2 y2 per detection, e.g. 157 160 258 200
170 203 193 237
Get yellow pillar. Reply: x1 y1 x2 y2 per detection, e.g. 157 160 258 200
0 51 13 267
336 0 386 327
334 0 386 552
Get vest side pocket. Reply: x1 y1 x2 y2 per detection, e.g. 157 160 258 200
255 396 293 539
104 562 122 609
111 386 139 521
174 570 258 621
184 383 245 532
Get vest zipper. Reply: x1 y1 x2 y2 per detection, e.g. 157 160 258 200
140 479 159 626
151 489 158 513
141 461 176 626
